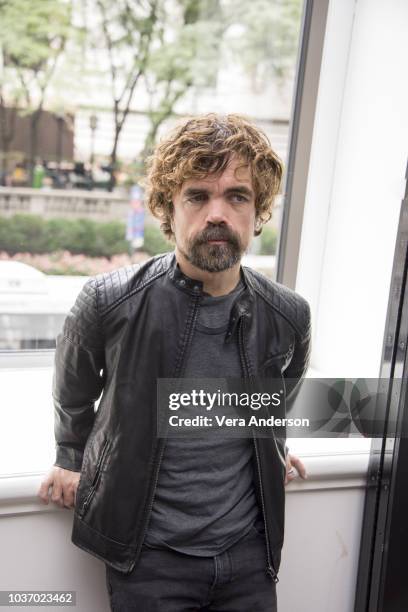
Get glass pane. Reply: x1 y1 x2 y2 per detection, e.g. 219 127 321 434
0 314 66 350
0 0 305 352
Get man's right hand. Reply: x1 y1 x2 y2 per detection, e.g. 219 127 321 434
37 467 81 510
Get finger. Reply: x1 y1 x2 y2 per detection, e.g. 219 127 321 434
290 456 307 479
37 474 54 504
284 461 295 485
73 480 80 507
287 468 297 480
65 475 81 509
50 480 64 508
62 488 75 509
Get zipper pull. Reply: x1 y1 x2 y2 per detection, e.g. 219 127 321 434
266 565 279 583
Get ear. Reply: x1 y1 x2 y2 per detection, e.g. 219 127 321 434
169 202 175 234
254 217 263 234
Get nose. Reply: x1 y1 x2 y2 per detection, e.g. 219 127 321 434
204 196 229 225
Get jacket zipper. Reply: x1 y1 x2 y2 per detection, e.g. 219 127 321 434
79 437 110 519
260 345 294 370
129 293 201 571
252 430 279 583
238 317 279 584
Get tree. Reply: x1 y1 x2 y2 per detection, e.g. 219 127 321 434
223 0 303 92
85 0 302 187
90 0 224 187
91 0 160 189
141 0 302 161
141 0 224 159
0 0 73 179
0 66 20 184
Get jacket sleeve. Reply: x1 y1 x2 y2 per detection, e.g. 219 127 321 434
284 296 312 412
53 278 106 472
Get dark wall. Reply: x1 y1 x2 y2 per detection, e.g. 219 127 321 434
1 107 74 161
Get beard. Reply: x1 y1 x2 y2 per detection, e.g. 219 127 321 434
181 224 244 272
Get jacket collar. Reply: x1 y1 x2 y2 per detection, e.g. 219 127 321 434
167 252 204 296
166 251 255 338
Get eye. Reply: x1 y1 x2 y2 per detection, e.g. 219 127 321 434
230 193 249 203
187 193 208 204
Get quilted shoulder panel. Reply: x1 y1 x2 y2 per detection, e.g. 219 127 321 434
63 277 104 350
244 266 311 338
93 252 172 316
61 253 172 349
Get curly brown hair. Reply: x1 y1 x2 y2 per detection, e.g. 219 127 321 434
145 113 283 239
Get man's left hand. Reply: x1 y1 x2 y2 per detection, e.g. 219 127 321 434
285 452 307 485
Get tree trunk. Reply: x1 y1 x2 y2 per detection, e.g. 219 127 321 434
0 103 17 185
0 142 10 186
29 109 42 184
109 134 119 192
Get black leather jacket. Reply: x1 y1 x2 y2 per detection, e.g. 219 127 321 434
53 252 311 581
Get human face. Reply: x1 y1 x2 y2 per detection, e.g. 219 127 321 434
171 157 256 273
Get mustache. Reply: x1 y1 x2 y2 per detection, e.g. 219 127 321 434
194 225 239 244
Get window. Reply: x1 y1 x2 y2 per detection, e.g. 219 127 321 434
0 0 306 358
0 0 306 475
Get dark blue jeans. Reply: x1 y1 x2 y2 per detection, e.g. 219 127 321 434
105 524 278 611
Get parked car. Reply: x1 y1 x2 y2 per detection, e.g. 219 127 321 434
0 261 87 350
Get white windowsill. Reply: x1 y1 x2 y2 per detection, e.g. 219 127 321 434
0 358 374 492
0 449 371 517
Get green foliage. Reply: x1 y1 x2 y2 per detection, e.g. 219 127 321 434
259 225 278 255
0 213 46 253
223 0 302 89
0 214 175 257
148 16 222 88
0 0 73 87
143 223 173 255
0 214 132 257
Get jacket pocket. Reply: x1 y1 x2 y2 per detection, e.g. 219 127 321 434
78 437 111 520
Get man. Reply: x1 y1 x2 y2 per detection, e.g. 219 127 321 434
38 113 310 611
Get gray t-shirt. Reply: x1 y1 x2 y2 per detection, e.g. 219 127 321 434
143 279 262 556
